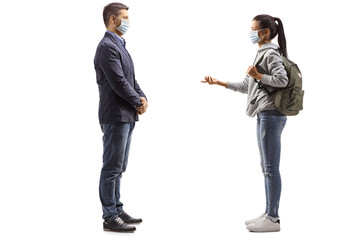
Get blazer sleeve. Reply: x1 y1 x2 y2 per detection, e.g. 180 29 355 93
134 78 147 100
97 44 142 109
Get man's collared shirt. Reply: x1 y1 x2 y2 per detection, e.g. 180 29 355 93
106 30 126 48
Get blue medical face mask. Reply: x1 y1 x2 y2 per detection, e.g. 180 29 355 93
249 29 265 44
116 18 130 35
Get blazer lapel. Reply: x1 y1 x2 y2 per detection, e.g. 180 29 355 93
105 32 133 65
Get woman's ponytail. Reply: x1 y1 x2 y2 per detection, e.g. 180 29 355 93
273 17 287 58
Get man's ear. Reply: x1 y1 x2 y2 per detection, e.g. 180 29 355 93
110 15 117 25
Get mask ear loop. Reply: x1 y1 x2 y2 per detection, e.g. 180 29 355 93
113 16 122 27
258 28 268 40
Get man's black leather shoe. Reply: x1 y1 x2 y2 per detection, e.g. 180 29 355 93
103 217 136 232
119 212 143 224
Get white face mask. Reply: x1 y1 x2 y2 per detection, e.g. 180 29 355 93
249 29 265 44
116 18 130 35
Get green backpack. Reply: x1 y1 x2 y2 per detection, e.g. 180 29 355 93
256 49 304 116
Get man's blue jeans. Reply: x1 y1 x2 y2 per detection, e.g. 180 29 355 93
257 110 286 218
99 122 135 221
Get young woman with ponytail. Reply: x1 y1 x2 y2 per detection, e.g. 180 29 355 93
202 15 289 232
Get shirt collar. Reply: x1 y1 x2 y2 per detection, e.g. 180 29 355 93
106 30 125 47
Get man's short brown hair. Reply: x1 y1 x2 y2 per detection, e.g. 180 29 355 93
103 2 129 27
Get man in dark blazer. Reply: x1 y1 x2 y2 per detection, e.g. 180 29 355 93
94 2 148 232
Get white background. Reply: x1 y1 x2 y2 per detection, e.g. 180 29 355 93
1 0 359 239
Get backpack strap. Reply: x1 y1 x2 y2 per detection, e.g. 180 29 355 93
253 49 268 66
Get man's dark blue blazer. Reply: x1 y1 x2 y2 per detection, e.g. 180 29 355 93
94 32 146 124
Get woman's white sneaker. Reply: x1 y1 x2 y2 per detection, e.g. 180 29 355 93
245 213 265 225
246 214 280 232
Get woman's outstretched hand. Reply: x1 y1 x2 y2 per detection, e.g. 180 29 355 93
201 75 219 85
201 76 228 88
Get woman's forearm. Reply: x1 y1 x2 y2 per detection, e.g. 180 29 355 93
217 81 228 88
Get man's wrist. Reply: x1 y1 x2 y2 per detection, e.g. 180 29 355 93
136 98 143 108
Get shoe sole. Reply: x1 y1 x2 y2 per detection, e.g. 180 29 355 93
103 228 136 233
248 229 280 232
246 226 280 232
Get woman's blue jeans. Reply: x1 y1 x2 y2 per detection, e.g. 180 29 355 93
256 110 286 218
99 122 135 221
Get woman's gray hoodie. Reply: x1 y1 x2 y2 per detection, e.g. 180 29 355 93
227 43 288 117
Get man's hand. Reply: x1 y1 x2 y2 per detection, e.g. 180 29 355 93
137 97 148 115
246 66 263 81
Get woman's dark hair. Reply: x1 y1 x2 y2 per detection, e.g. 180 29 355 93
103 2 129 27
253 14 287 58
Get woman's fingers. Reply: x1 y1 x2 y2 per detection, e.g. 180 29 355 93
202 76 210 83
202 75 217 85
